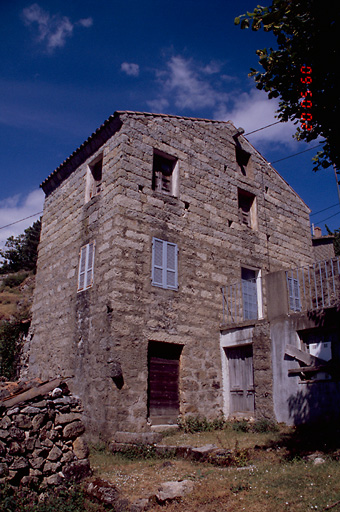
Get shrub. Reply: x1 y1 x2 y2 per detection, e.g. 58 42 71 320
232 420 250 433
0 484 86 512
177 415 227 433
2 272 29 289
252 418 279 433
232 418 278 434
0 319 30 380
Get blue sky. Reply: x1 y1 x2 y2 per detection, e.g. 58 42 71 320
0 0 339 248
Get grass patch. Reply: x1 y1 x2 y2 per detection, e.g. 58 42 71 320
88 438 340 512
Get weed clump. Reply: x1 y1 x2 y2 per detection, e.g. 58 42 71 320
232 418 278 434
0 483 87 512
177 415 227 433
1 272 29 289
115 444 176 461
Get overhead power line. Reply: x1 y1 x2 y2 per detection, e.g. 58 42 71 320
314 210 340 224
244 121 281 136
0 212 43 231
310 203 339 216
269 145 321 164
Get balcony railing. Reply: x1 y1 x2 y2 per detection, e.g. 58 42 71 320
221 276 263 326
286 257 340 313
221 257 340 326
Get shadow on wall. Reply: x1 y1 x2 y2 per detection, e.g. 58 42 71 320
288 381 340 425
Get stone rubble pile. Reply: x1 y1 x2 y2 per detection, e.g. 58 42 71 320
0 381 91 488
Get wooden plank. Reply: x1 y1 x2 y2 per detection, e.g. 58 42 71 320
285 344 327 366
288 364 331 376
0 378 62 408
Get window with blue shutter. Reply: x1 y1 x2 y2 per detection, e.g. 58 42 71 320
287 275 301 311
152 238 178 290
77 241 95 292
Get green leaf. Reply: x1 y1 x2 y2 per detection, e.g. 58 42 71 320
234 16 241 25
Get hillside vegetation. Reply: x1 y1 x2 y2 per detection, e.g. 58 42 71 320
0 219 40 380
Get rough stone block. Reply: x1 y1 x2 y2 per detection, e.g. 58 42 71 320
114 431 162 445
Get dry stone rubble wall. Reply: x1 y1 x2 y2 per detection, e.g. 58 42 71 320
0 383 91 488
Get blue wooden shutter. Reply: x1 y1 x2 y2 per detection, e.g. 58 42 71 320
152 238 178 289
166 242 178 289
287 276 301 311
152 238 164 287
78 242 95 292
86 242 95 289
78 246 87 291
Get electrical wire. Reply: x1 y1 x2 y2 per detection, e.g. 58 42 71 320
310 203 339 216
0 212 43 231
313 211 340 225
269 145 321 164
243 121 281 135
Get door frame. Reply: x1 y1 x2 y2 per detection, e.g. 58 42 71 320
220 327 255 418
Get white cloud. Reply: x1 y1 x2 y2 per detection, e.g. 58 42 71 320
201 61 223 75
147 98 169 113
121 62 140 77
149 56 229 111
22 4 92 53
147 54 300 149
215 88 298 149
0 189 44 250
78 18 93 28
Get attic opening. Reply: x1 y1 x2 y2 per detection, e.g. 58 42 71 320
238 189 257 229
235 146 251 176
85 155 103 202
152 150 179 197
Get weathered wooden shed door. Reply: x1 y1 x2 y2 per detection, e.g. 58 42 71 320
226 345 255 414
148 342 182 424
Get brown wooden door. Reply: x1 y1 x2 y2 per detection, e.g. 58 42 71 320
148 342 182 424
226 345 255 414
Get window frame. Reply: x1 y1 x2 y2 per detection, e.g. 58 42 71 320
241 267 263 320
152 150 179 197
238 189 257 230
77 241 96 292
85 155 103 203
151 237 178 290
287 274 302 312
235 146 252 176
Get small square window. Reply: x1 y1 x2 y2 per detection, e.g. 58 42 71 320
152 151 178 196
238 189 257 229
152 238 178 290
85 156 103 202
77 242 95 292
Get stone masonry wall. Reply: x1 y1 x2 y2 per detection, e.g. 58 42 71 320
23 112 314 438
0 382 91 487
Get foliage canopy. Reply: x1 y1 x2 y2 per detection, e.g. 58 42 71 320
0 219 41 274
235 0 340 173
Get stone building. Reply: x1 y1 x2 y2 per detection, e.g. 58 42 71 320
22 111 339 438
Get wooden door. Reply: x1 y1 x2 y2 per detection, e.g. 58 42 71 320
148 342 182 424
226 345 255 414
